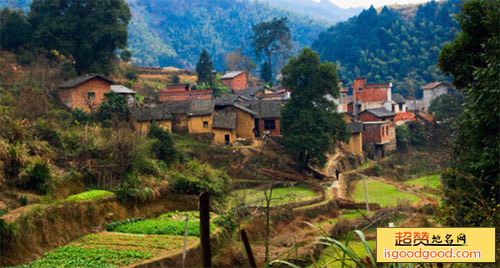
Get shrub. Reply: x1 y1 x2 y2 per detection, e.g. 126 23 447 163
171 160 230 198
98 92 127 125
147 122 178 164
18 195 28 206
0 219 16 250
71 108 92 126
396 125 410 152
25 160 51 194
34 120 62 147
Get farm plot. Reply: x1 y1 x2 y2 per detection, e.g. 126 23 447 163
231 186 316 207
404 174 441 190
17 211 209 268
353 179 420 207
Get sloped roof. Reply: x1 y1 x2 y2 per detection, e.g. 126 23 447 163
235 86 263 98
362 108 396 118
348 122 363 134
215 96 257 116
251 100 282 118
220 71 244 79
59 74 114 89
212 110 237 129
422 82 450 90
187 99 214 116
128 105 172 122
162 100 191 114
392 93 406 104
111 85 137 94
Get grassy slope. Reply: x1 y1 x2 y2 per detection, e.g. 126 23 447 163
353 180 420 207
404 174 441 190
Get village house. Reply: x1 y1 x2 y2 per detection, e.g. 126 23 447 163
212 110 237 145
348 78 393 114
358 108 396 159
58 74 136 112
251 100 283 137
128 104 172 134
421 82 451 110
158 83 213 101
342 121 363 156
391 93 407 113
215 97 257 140
220 71 248 91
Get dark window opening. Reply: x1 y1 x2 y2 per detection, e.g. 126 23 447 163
386 126 389 135
264 119 275 130
399 104 403 110
88 92 95 100
185 85 189 91
358 87 363 92
203 121 208 128
224 134 230 145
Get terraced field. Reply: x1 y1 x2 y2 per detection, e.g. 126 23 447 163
16 211 209 268
353 179 420 207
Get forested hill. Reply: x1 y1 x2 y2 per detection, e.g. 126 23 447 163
127 0 328 70
1 0 327 70
312 0 462 97
259 0 362 23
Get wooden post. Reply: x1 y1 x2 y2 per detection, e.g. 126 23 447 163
363 177 370 215
240 229 257 268
199 192 211 268
182 215 189 268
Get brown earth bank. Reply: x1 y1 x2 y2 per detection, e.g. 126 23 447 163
0 193 197 267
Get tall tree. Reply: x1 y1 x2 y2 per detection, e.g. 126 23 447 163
196 49 215 87
260 61 272 84
281 48 349 170
0 9 31 51
28 0 131 75
251 17 292 79
437 0 499 228
224 49 256 72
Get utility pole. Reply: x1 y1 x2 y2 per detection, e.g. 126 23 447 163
363 176 370 216
199 192 211 268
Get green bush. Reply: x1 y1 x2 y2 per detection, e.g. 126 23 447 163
18 195 28 206
147 122 178 164
171 161 230 198
0 219 16 250
396 125 410 152
98 92 127 126
213 215 236 232
26 160 51 194
111 218 213 237
71 108 92 126
34 120 62 147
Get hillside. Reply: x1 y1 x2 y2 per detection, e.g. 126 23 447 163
0 0 327 70
312 0 462 97
259 0 362 23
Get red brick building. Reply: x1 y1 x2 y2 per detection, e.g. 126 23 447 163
58 75 114 112
349 78 393 114
358 108 397 159
220 71 247 91
158 83 213 101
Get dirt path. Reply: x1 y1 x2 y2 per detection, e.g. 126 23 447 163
322 152 342 175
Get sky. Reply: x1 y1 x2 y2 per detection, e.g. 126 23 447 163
317 0 433 9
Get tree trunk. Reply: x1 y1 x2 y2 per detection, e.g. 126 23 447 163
199 192 211 268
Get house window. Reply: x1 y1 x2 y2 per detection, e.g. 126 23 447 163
203 121 208 128
88 92 95 100
264 119 275 130
386 126 389 135
358 87 363 92
399 104 403 111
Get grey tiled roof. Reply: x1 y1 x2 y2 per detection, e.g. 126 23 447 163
348 122 363 133
235 86 263 98
212 110 237 129
111 85 137 94
188 99 214 116
251 100 282 118
363 108 396 118
59 74 113 88
392 93 406 104
220 71 244 79
128 105 172 122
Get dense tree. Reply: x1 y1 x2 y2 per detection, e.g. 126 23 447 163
98 92 127 127
0 9 31 51
313 0 462 97
281 48 349 170
224 49 256 72
28 0 131 75
260 61 272 84
120 50 132 62
437 0 499 229
196 49 215 87
147 122 178 165
251 17 292 78
428 93 464 122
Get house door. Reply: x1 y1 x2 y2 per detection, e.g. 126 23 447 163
224 134 230 145
254 118 260 137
